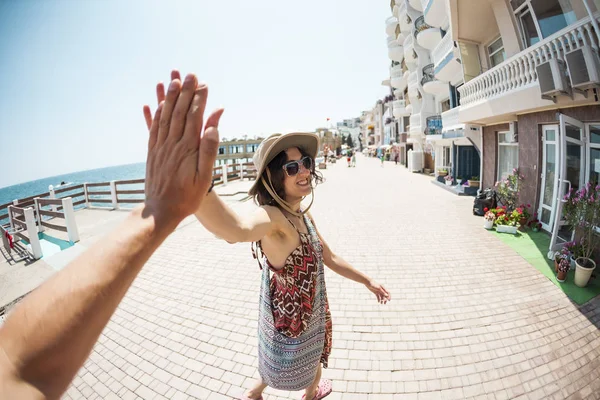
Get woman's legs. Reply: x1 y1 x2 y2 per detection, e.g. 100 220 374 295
304 363 322 399
244 377 267 399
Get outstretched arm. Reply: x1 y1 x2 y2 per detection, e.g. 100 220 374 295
145 69 277 244
309 214 392 304
0 72 221 400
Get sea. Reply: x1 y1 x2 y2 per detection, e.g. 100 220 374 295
0 162 146 207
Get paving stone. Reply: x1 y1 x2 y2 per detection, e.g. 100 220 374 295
63 157 600 399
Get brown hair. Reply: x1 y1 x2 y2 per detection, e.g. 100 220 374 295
253 147 324 206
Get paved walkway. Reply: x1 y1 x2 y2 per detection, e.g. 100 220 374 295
64 155 600 400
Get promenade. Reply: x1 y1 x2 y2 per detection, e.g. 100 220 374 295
27 155 600 399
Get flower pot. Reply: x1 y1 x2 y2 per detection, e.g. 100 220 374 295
468 180 480 188
518 217 528 231
574 258 596 288
496 225 518 234
554 259 559 273
483 219 494 230
569 256 576 269
445 180 453 186
438 172 447 177
532 227 539 232
557 269 567 282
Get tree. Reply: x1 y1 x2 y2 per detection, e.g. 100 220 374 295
341 134 347 145
347 134 354 149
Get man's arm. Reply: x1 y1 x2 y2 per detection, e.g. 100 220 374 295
0 206 177 399
0 72 223 400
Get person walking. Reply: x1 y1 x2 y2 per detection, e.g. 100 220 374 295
194 132 391 399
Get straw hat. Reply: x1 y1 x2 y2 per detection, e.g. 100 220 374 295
248 132 320 215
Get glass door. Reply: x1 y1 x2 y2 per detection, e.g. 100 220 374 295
549 115 585 257
539 125 559 232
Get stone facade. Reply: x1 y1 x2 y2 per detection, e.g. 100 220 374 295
482 106 600 212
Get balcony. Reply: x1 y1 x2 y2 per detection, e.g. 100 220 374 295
432 31 462 85
458 15 600 124
414 16 441 51
441 107 461 132
386 16 399 36
421 64 448 96
387 36 404 63
390 65 405 89
403 34 417 63
408 71 419 96
399 12 412 34
393 100 410 118
422 0 446 28
409 113 423 135
408 0 423 12
425 115 442 136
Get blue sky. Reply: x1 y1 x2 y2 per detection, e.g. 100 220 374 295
0 0 391 188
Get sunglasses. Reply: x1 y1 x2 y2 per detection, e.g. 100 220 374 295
282 156 313 177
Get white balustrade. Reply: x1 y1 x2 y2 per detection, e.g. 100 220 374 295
459 16 600 106
441 107 460 130
391 65 404 78
432 30 453 68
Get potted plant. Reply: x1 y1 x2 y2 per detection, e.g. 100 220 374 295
516 204 532 231
563 182 600 288
495 208 519 234
483 209 495 230
563 241 582 269
495 169 524 212
528 212 542 232
557 256 570 283
438 169 448 177
456 176 463 185
468 176 480 188
444 175 453 186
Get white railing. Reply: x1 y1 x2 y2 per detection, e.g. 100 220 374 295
441 107 460 130
393 100 406 109
459 15 600 106
404 33 414 49
408 71 418 86
432 31 454 69
391 65 404 78
410 113 421 128
397 0 407 18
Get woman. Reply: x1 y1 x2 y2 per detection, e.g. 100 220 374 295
195 132 391 400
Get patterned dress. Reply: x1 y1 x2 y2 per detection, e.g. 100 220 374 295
252 214 333 391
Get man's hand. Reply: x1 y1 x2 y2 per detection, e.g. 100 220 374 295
142 71 224 225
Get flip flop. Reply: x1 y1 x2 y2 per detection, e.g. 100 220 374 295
240 395 263 400
301 379 332 400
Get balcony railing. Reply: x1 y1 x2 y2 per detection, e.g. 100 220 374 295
432 31 454 70
393 99 406 109
414 16 433 39
459 15 600 107
441 107 460 130
426 115 442 135
420 64 435 86
391 64 404 78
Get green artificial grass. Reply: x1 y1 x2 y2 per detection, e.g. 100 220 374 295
492 230 600 305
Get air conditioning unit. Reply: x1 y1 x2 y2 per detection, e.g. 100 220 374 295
565 45 600 93
536 58 571 102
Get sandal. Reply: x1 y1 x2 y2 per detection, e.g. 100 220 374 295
240 395 263 400
301 379 332 400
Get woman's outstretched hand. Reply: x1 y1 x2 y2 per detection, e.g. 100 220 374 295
366 280 392 304
142 71 224 225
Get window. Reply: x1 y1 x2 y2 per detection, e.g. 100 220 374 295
246 144 259 153
488 37 506 68
441 98 451 113
498 132 519 180
442 146 451 167
218 146 225 155
588 124 600 184
511 0 577 48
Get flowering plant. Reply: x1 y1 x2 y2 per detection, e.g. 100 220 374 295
563 241 583 259
495 168 524 212
557 257 570 273
484 210 495 222
528 212 542 231
562 182 600 262
444 174 453 182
